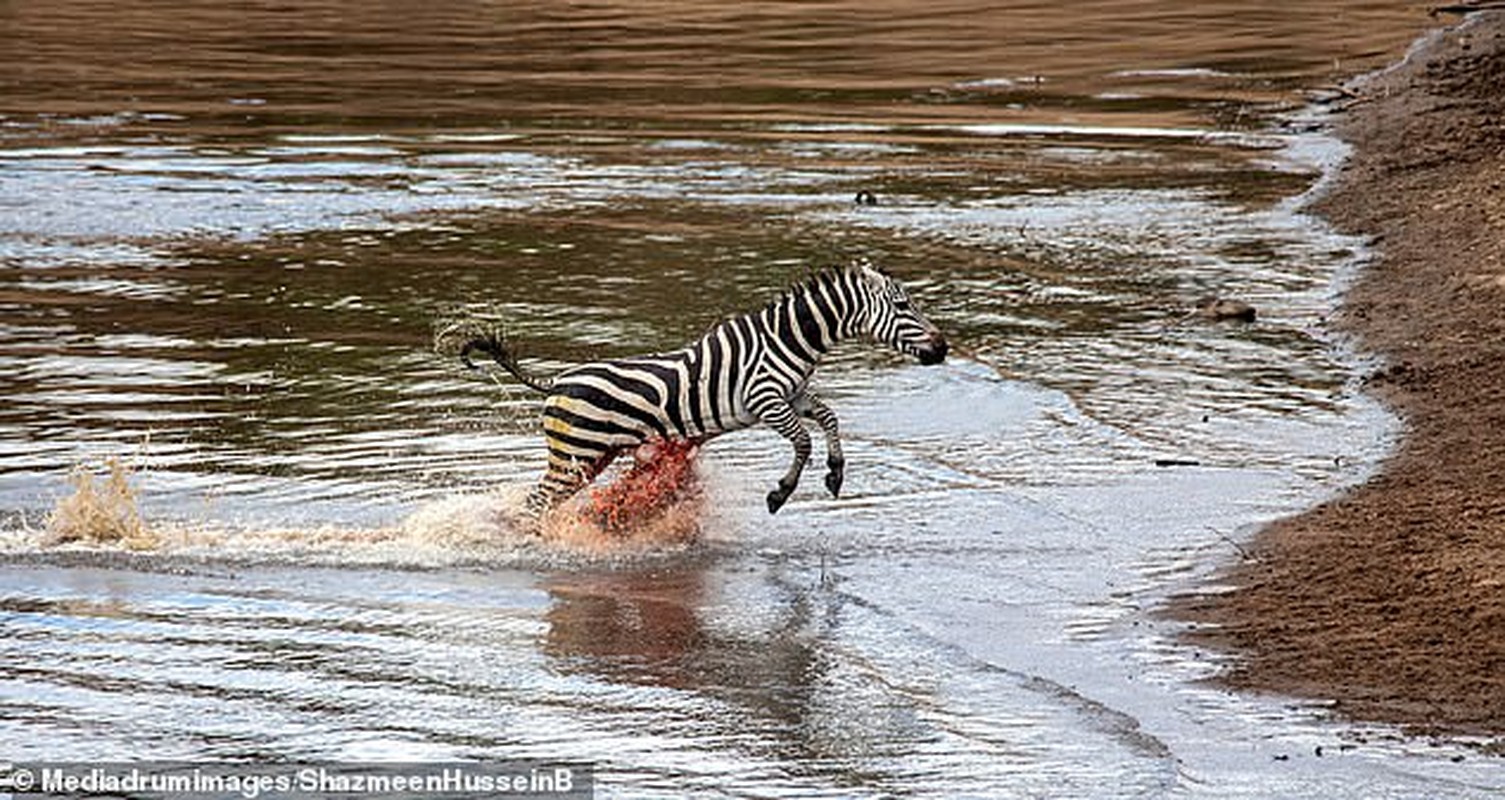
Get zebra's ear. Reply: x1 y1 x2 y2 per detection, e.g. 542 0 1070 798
852 258 888 289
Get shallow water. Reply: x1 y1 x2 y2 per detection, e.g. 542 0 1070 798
3 2 1502 797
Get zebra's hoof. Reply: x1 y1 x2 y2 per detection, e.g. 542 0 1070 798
766 488 791 514
824 467 843 498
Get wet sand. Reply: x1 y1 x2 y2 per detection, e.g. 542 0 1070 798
1178 11 1505 737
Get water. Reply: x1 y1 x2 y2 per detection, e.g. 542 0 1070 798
2 1 1501 796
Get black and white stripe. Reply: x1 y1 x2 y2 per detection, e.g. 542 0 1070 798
460 259 948 517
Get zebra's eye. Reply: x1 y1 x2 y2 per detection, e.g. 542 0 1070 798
893 297 910 310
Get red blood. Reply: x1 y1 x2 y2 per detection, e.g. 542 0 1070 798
582 438 701 534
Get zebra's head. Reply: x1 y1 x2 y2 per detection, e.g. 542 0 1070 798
853 261 948 366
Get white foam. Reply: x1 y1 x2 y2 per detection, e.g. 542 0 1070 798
7 471 712 570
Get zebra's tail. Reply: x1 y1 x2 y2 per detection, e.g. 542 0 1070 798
434 319 553 394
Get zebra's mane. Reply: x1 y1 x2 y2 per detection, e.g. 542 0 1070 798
770 262 870 309
698 263 875 339
784 266 840 300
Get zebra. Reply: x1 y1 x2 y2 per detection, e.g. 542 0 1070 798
450 258 948 519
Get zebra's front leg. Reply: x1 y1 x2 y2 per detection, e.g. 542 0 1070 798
796 391 844 498
750 393 811 514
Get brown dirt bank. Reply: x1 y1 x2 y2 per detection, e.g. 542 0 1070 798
1175 12 1505 736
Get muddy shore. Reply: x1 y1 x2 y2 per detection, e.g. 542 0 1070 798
1177 11 1505 736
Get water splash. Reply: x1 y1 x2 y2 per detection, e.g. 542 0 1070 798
578 440 702 531
12 449 709 568
43 456 156 550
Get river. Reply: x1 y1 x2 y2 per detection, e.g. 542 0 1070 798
2 2 1501 797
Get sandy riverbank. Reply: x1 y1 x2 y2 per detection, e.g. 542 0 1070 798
1177 10 1505 737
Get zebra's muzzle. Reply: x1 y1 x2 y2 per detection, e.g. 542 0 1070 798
917 335 948 365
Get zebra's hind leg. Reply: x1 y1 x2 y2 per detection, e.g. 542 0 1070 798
523 449 618 529
797 391 844 498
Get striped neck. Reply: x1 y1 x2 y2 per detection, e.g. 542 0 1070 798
760 268 865 369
